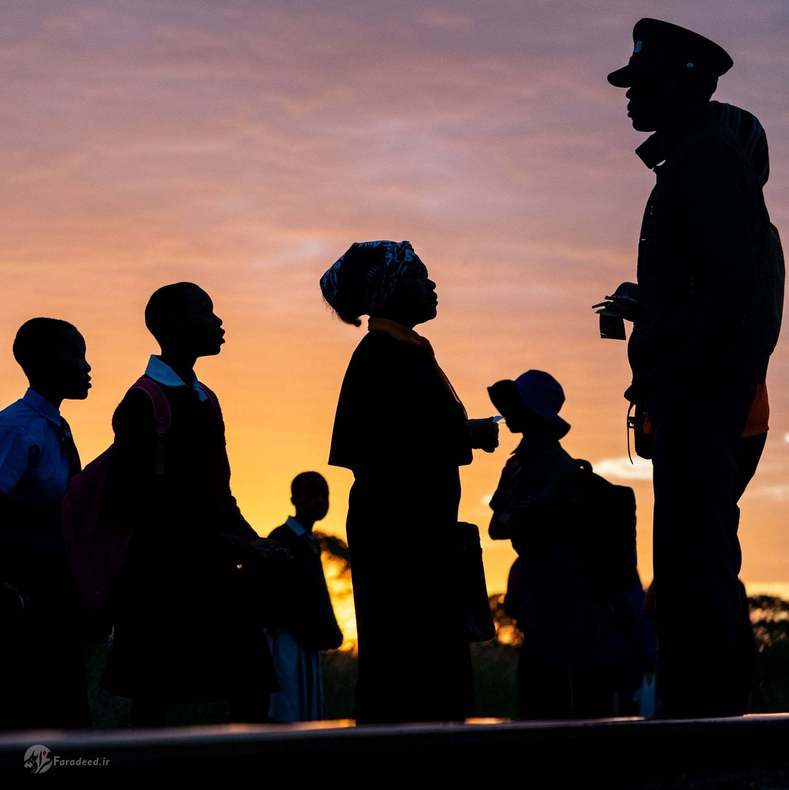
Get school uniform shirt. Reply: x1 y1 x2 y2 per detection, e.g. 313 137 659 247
0 389 88 729
145 354 209 402
0 388 78 504
0 388 80 591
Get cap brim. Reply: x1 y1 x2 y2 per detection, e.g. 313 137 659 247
607 65 633 87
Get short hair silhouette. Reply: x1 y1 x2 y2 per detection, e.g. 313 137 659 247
13 318 81 376
145 282 202 343
291 471 328 498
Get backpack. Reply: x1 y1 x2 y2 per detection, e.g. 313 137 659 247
62 377 218 625
571 459 638 596
572 461 647 667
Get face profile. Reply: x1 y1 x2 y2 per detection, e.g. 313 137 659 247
145 282 225 358
384 259 438 327
55 330 93 400
184 287 226 357
625 78 672 132
12 318 92 402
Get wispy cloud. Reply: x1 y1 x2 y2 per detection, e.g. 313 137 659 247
755 484 789 501
593 456 653 481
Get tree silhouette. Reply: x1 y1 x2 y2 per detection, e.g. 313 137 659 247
315 530 351 574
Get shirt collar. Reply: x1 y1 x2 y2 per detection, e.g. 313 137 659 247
286 516 309 537
635 133 668 170
145 355 208 402
22 388 62 427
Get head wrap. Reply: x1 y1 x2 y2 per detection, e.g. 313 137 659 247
320 240 421 317
712 101 770 187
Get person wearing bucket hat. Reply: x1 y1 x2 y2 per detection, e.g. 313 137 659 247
488 370 570 439
487 371 644 719
603 20 783 718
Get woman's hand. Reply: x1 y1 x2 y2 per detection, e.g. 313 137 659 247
466 418 499 453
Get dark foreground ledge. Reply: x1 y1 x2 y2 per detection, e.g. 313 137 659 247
3 715 789 784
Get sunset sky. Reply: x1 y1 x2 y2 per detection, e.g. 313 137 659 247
2 1 788 623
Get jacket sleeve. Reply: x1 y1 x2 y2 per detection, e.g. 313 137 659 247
208 397 259 541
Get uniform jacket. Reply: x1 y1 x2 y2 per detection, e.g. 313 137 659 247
628 105 778 402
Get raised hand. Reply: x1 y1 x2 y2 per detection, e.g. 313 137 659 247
466 418 500 453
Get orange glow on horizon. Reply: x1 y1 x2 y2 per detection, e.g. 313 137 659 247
1 1 788 622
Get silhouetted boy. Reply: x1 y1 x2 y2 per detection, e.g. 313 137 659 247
488 370 643 720
266 472 343 722
0 318 91 729
102 283 277 725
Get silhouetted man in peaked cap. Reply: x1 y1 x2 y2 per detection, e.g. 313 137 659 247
603 19 784 717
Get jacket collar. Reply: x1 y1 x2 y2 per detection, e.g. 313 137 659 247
635 103 717 170
635 133 669 170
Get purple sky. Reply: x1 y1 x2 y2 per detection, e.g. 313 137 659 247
1 0 788 597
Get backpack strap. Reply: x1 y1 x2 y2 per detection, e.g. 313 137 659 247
197 382 221 415
122 377 221 475
129 376 172 476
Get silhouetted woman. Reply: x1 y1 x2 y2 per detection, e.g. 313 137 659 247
320 240 498 723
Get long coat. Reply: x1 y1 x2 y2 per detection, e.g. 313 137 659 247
329 328 474 723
